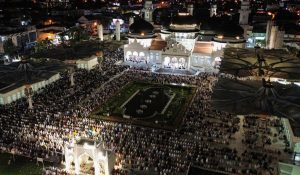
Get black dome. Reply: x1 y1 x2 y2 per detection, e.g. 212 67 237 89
171 14 198 25
129 18 154 35
201 17 244 37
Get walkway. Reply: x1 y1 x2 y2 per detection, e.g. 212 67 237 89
78 69 128 106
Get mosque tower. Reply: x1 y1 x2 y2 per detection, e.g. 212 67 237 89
187 4 194 16
210 4 217 17
266 21 285 49
143 0 153 22
239 0 251 25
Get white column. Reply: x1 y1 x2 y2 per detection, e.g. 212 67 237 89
74 157 80 175
129 17 134 26
97 24 103 41
104 154 110 175
116 20 121 41
65 151 71 172
94 159 100 175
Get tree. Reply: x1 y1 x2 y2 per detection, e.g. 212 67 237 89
3 39 17 57
34 38 54 53
67 26 90 44
58 31 67 47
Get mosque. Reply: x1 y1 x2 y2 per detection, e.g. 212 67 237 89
123 1 248 73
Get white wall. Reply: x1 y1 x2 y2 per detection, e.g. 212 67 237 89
0 73 60 105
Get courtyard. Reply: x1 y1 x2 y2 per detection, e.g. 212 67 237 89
91 82 196 130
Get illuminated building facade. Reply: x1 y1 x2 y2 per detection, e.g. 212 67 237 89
124 13 246 73
65 138 115 175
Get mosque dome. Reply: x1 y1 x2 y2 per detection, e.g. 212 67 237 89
129 18 154 35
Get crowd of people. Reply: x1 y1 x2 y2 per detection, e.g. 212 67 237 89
0 47 289 175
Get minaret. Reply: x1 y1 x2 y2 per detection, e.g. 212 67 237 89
187 4 194 16
116 20 120 41
239 0 251 25
265 20 273 48
129 17 134 26
268 25 285 49
210 4 217 17
143 0 153 22
97 24 103 41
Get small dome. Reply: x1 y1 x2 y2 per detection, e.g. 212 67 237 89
129 18 154 35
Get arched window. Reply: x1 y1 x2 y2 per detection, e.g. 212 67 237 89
179 58 185 63
164 57 170 67
171 57 178 63
139 52 145 57
126 51 132 60
133 51 138 56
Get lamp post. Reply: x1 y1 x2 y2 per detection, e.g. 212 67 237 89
69 67 75 86
25 84 33 109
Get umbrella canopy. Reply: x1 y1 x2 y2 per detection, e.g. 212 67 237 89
212 78 300 119
220 48 300 80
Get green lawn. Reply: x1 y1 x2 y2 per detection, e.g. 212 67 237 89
91 82 196 130
0 153 48 175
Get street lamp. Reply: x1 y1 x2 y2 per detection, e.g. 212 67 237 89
69 67 75 86
24 84 33 109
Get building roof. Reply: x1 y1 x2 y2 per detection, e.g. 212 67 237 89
149 40 167 50
0 59 67 94
193 43 213 54
0 71 59 94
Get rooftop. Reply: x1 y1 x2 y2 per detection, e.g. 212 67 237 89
193 43 213 54
0 59 67 94
149 40 167 50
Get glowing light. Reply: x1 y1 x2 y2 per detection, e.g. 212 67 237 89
294 82 300 87
83 142 95 149
236 36 240 40
277 79 291 85
178 12 190 16
94 22 97 26
141 32 144 36
217 35 224 39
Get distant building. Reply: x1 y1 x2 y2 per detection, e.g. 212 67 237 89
0 26 37 53
76 55 99 70
0 72 60 105
282 118 300 161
